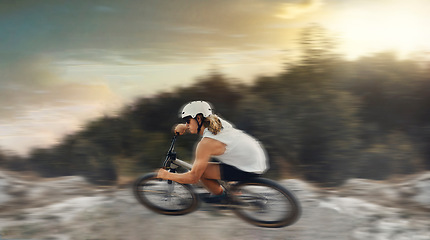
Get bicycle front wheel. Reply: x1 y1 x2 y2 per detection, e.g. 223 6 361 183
133 173 199 215
230 178 301 228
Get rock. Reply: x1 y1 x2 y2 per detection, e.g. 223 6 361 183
400 173 430 209
1 170 429 240
337 173 430 210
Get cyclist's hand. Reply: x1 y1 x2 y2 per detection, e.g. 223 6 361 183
156 168 168 179
173 123 187 135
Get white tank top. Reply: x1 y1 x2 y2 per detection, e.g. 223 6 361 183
202 118 269 174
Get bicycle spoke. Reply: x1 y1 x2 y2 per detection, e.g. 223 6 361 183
236 187 289 220
230 179 301 228
133 173 199 215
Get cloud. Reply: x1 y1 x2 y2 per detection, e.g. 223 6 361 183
2 55 61 88
0 57 121 122
0 55 123 154
276 0 324 19
0 55 122 119
0 0 308 66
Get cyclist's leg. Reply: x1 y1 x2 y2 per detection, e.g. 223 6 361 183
200 163 223 195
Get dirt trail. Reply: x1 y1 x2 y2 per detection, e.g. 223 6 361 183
1 170 429 240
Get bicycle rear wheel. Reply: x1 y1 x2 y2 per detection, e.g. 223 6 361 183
133 173 199 215
230 178 301 228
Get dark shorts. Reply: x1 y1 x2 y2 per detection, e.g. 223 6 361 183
219 163 260 181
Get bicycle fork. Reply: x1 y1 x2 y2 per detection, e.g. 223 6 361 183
163 169 176 201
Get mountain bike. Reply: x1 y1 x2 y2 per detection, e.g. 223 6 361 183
133 135 301 228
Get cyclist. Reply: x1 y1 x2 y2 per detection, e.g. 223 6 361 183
156 100 269 202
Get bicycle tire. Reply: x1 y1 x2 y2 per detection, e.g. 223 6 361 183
230 178 301 228
133 173 199 215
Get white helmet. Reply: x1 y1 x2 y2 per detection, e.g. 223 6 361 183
179 101 214 119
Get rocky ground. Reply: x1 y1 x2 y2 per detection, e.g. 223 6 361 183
1 169 429 240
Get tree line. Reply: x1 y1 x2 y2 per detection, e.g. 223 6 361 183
1 26 429 186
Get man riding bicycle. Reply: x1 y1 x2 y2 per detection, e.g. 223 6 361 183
156 100 269 202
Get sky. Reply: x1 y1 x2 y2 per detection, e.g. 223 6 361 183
1 0 430 155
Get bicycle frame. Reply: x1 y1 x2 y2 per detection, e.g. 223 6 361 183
162 135 193 172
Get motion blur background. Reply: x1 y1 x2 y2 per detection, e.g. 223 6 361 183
1 0 430 186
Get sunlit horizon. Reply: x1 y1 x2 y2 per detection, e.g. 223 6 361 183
327 1 430 60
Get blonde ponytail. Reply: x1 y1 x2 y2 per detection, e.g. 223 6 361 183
203 114 223 135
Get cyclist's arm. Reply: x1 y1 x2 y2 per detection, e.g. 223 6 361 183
157 138 225 184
